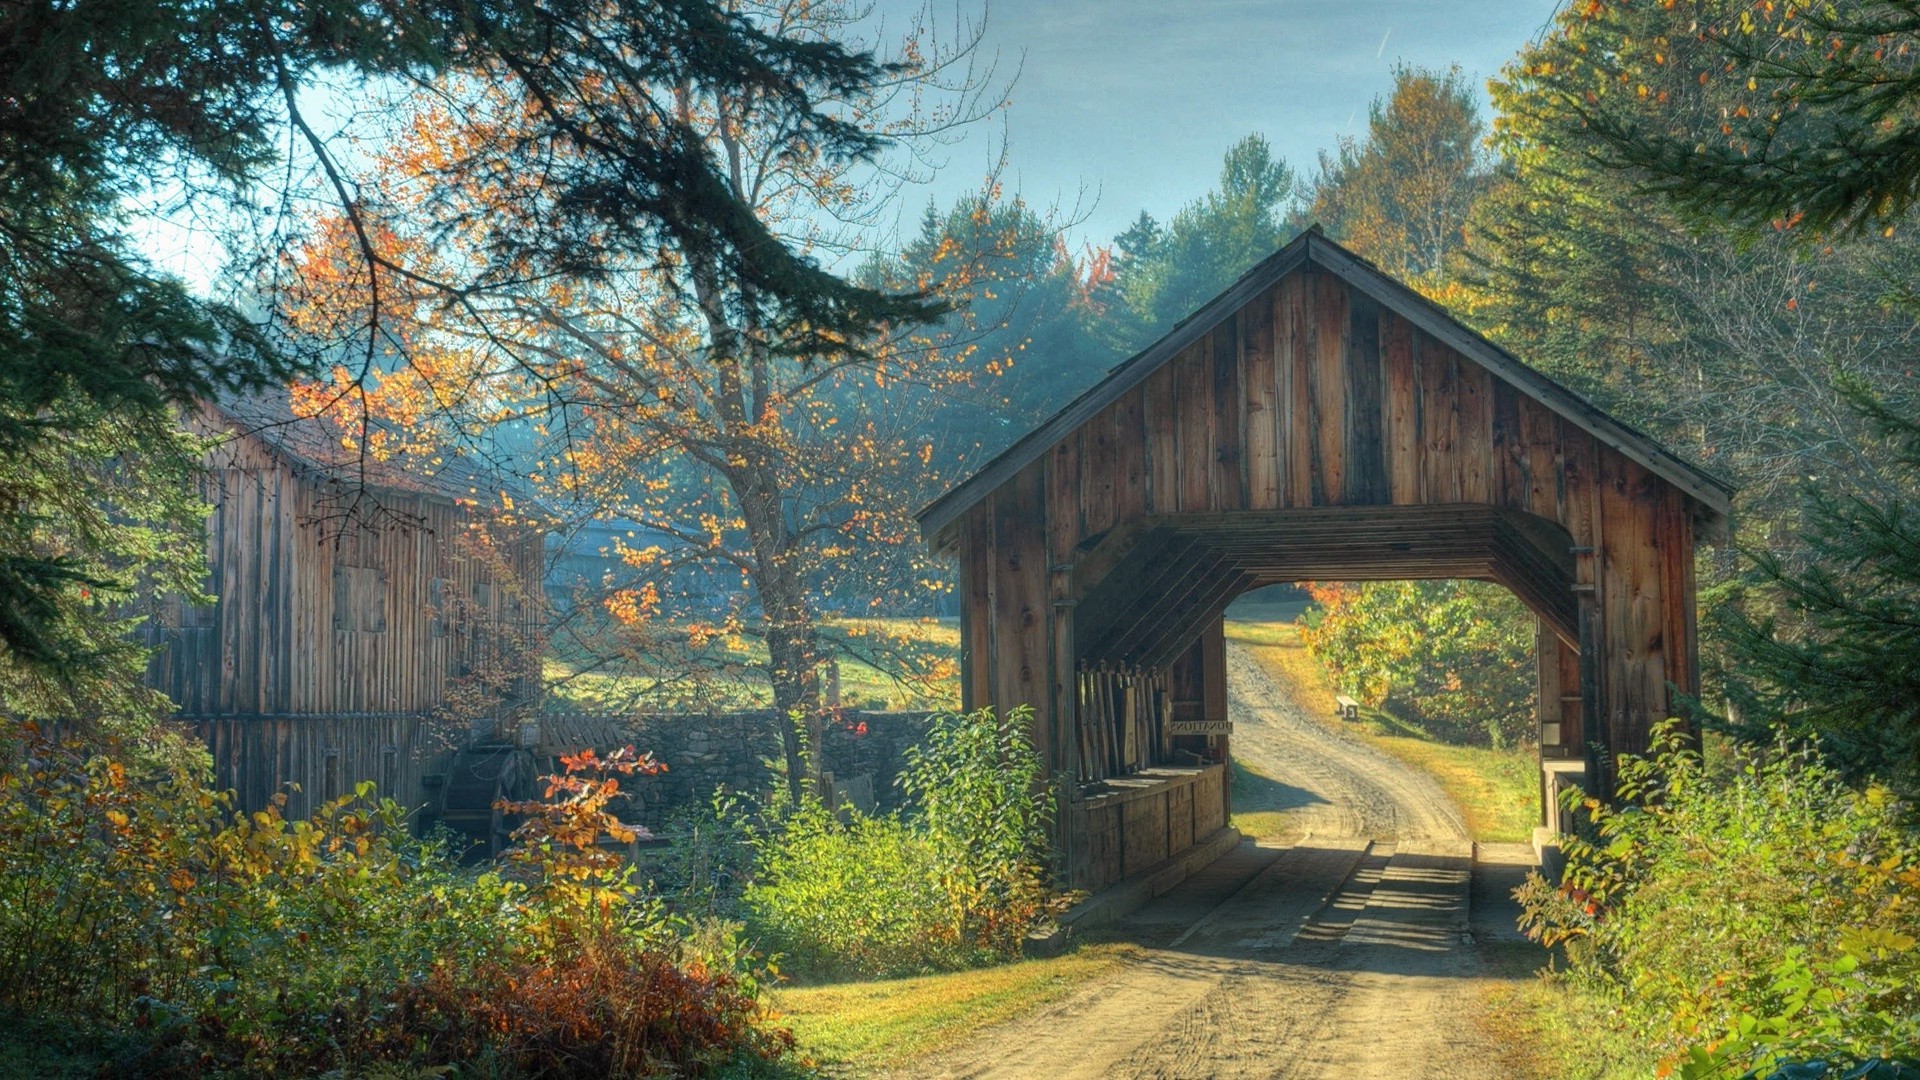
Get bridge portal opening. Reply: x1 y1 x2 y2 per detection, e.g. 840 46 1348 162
918 230 1730 895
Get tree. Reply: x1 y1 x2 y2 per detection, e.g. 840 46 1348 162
1482 0 1920 790
287 0 999 800
1309 65 1490 284
1458 1 1920 538
1092 135 1301 354
1718 391 1920 792
1558 0 1920 237
885 189 1115 462
0 0 956 728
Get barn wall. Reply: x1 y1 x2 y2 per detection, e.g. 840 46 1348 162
957 263 1705 891
192 713 443 823
146 426 545 817
1033 268 1698 762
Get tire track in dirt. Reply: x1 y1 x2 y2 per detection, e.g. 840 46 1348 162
1223 642 1467 843
899 642 1520 1080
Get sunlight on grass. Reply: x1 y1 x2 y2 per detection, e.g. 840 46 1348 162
1224 617 1539 843
1362 734 1538 841
771 944 1141 1071
545 617 961 713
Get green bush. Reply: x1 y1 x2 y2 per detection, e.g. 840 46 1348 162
742 706 1052 977
1299 580 1536 746
1517 723 1920 1078
0 728 791 1077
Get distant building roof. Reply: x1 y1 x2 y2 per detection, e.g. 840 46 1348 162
917 228 1735 545
210 388 521 509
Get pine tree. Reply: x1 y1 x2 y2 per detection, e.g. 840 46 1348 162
0 0 942 693
1721 390 1920 792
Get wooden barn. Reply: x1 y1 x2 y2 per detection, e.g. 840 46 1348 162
918 228 1733 895
144 391 546 825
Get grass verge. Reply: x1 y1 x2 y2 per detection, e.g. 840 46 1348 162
770 943 1140 1073
1223 618 1540 843
548 616 961 713
1479 974 1655 1080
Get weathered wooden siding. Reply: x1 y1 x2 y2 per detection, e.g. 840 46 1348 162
954 260 1708 890
960 267 1699 764
1064 764 1228 892
145 422 543 817
193 713 439 822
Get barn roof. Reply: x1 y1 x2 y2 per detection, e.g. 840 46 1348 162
211 388 517 508
917 227 1735 544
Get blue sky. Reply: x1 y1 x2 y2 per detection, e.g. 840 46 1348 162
139 1 1568 286
874 0 1566 248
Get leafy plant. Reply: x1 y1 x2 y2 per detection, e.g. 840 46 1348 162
741 706 1053 977
1300 580 1536 747
1516 722 1920 1077
0 723 791 1077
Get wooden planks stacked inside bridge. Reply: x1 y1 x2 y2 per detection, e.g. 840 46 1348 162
918 228 1733 893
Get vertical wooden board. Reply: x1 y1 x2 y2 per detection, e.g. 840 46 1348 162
1044 440 1080 779
1168 781 1194 856
1456 354 1495 505
1492 379 1526 514
1200 617 1227 722
1174 342 1213 512
1144 364 1178 513
1310 271 1348 505
1382 309 1420 504
1625 461 1672 737
1416 332 1460 503
992 462 1051 749
1282 272 1315 507
1114 385 1149 526
1596 448 1639 760
1344 290 1388 504
1080 408 1118 541
1558 421 1602 557
269 469 290 713
1557 635 1584 752
1047 437 1082 565
1244 287 1281 510
1536 616 1562 739
960 502 994 711
1209 319 1245 510
1518 394 1564 525
1673 498 1700 701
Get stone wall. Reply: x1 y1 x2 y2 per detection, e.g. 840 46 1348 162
536 710 934 830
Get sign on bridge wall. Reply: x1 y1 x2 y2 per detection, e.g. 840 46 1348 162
1166 719 1232 736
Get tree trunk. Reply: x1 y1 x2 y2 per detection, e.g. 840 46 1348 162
763 584 823 806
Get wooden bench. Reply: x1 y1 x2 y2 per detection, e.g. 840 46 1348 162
1334 694 1360 720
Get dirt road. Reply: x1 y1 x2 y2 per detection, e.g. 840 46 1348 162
902 642 1537 1080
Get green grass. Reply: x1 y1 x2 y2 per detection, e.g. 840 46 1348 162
1228 757 1303 841
1224 618 1541 843
547 617 961 713
1479 975 1654 1080
770 944 1140 1072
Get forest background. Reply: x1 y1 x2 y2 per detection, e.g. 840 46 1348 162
7 0 1920 1075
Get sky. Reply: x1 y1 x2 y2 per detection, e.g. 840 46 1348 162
137 1 1569 286
867 0 1567 249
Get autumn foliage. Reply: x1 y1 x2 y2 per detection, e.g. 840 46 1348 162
1298 580 1537 747
0 725 789 1077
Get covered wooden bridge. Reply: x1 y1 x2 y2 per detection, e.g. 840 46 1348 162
917 228 1733 894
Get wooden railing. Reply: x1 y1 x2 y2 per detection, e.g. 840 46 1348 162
1075 663 1171 783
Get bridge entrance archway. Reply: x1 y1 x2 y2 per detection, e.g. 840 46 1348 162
918 229 1733 893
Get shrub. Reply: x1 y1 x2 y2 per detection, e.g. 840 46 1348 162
1299 579 1535 746
1517 722 1920 1077
0 725 792 1078
742 706 1052 977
